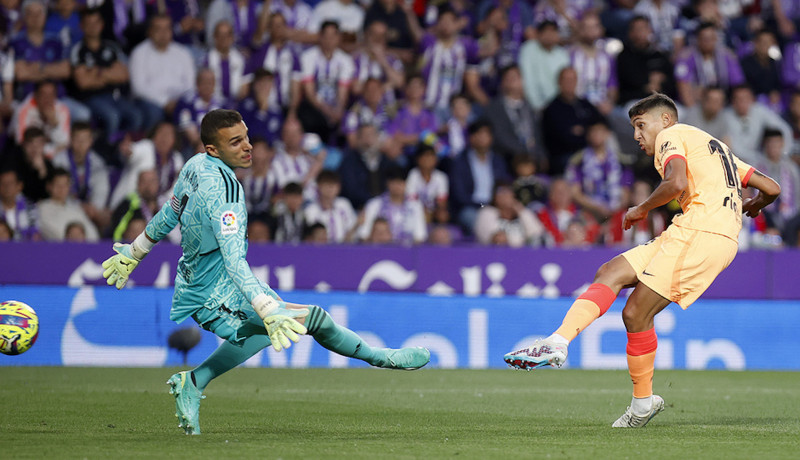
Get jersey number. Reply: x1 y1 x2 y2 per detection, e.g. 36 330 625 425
708 140 742 198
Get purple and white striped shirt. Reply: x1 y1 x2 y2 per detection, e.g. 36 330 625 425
304 197 357 243
254 42 302 109
569 42 618 106
269 0 313 31
300 46 354 107
419 33 480 110
204 47 251 102
358 193 427 245
268 147 314 195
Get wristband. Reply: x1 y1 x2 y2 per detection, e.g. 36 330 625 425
131 232 155 260
253 293 283 319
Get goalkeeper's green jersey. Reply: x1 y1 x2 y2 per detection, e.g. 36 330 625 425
144 153 267 323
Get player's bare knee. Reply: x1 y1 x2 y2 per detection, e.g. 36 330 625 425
594 256 635 291
621 304 644 331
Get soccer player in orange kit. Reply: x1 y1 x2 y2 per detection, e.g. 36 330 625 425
504 93 782 427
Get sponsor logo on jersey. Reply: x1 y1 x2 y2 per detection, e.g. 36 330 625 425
220 211 239 235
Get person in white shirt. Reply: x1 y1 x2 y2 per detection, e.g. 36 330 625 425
308 0 364 36
268 117 326 199
474 181 544 247
304 169 357 243
238 138 275 216
52 121 110 231
405 143 448 222
723 85 792 165
129 14 196 126
109 121 184 209
519 20 570 112
358 167 427 245
36 168 99 241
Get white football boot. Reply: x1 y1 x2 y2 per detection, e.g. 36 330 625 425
612 395 665 428
504 338 568 370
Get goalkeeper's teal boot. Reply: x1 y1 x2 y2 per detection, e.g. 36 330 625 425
167 371 205 435
377 347 431 370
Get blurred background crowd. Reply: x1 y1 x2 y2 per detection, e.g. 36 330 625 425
0 0 799 249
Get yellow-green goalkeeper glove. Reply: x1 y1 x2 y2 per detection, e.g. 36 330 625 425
102 234 154 289
253 294 309 352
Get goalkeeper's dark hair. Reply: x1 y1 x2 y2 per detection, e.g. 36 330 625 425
627 93 678 121
200 109 243 147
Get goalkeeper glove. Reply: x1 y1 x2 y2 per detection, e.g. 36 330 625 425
253 294 308 352
102 234 153 289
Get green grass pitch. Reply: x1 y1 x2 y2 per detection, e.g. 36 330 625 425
1 367 798 459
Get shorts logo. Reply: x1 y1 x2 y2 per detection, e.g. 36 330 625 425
220 211 239 235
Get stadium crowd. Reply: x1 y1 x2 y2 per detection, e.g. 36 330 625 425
0 0 799 249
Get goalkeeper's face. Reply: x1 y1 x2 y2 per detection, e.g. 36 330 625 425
211 121 253 169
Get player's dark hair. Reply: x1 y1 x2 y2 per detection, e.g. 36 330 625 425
317 169 341 184
627 93 679 121
200 109 243 147
283 182 303 195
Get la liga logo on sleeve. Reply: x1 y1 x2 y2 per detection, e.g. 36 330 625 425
220 211 239 235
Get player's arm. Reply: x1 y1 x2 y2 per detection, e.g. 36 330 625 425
742 169 781 218
211 192 307 350
623 157 687 230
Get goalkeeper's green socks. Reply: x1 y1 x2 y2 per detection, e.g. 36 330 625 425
305 305 389 367
191 335 269 391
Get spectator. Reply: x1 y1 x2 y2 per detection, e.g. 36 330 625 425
52 121 110 232
511 153 549 210
351 20 405 99
388 74 438 159
741 29 782 109
756 128 800 246
443 93 472 158
304 169 357 243
237 69 283 145
110 169 157 241
302 221 328 244
406 143 449 223
12 0 90 121
428 224 453 246
298 20 354 142
0 220 12 240
203 20 251 103
338 123 398 209
485 64 540 167
632 0 682 53
110 121 183 209
473 6 508 97
205 0 262 49
366 216 392 244
363 0 422 62
0 168 38 240
519 19 569 113
272 181 305 244
449 120 510 234
12 80 70 158
239 138 275 215
269 117 326 198
725 84 793 164
63 220 87 241
536 177 598 248
308 0 364 38
676 0 733 47
121 216 146 243
71 7 142 143
476 0 534 65
36 168 99 241
781 36 800 96
0 30 13 131
420 5 485 112
358 167 426 245
174 68 227 156
569 11 618 115
475 181 544 247
785 90 800 159
681 86 732 144
251 12 301 115
159 0 205 50
674 22 745 107
607 179 667 247
100 0 148 51
767 0 800 42
531 0 580 40
247 217 272 243
45 0 81 50
261 0 314 46
616 15 676 107
12 127 53 202
542 67 603 176
565 120 631 223
129 14 196 127
343 77 391 148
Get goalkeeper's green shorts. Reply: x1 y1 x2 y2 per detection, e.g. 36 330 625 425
191 281 280 346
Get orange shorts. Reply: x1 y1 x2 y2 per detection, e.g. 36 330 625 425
621 224 738 309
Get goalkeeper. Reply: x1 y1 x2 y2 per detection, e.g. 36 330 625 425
102 110 430 435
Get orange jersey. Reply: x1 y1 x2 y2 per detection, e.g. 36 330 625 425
654 123 755 241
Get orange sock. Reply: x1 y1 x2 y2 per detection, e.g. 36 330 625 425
626 328 658 398
554 283 616 341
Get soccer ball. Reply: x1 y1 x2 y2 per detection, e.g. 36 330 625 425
0 300 39 355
